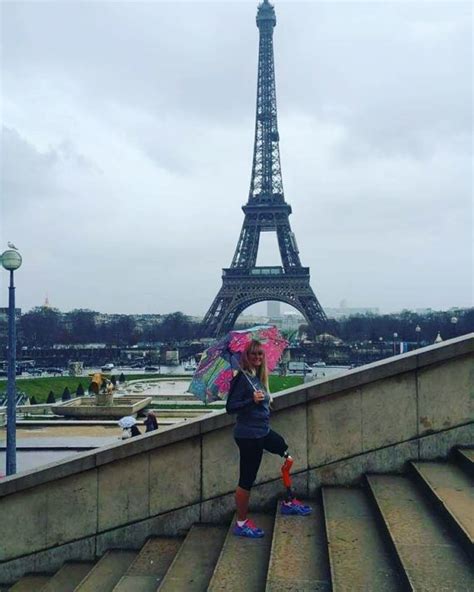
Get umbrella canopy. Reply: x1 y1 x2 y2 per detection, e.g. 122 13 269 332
188 325 287 404
118 416 137 429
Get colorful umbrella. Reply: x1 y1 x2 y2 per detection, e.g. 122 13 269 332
188 325 288 404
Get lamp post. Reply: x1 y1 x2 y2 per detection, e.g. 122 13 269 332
415 325 421 349
302 353 306 380
1 248 22 476
392 332 398 356
450 316 458 338
379 336 383 359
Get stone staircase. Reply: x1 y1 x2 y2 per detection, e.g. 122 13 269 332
3 448 473 592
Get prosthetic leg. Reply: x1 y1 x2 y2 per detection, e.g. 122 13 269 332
281 452 294 501
280 452 313 515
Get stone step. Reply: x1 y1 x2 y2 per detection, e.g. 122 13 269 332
157 525 227 591
455 448 474 478
266 499 330 591
40 563 95 592
208 513 274 592
410 461 474 558
112 537 182 592
73 550 137 592
8 575 51 591
367 475 473 591
322 487 400 592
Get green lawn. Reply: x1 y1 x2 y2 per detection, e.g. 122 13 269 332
0 373 303 404
0 377 90 403
269 375 304 392
0 373 168 403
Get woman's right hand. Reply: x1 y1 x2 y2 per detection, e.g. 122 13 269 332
253 390 265 404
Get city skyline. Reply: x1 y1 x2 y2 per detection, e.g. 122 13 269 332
2 1 472 316
6 297 463 319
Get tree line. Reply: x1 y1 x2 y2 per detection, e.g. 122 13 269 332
302 307 473 345
11 309 199 347
1 306 472 349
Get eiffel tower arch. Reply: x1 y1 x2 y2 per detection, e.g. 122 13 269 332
202 0 327 337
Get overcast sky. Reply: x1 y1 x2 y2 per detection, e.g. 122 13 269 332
1 0 472 318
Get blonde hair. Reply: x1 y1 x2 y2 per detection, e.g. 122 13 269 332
241 340 269 392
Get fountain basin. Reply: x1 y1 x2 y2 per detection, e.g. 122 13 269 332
52 396 152 419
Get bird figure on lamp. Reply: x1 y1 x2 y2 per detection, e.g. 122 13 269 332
7 242 18 250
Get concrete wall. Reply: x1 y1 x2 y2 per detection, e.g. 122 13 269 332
0 335 472 583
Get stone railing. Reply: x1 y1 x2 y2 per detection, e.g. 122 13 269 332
0 334 472 582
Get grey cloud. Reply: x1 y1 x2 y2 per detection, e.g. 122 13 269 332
1 127 100 216
1 1 256 123
276 3 472 160
1 127 59 210
55 140 102 174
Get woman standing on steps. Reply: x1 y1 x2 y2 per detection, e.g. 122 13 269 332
226 339 312 538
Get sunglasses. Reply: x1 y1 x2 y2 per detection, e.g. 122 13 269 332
250 351 265 356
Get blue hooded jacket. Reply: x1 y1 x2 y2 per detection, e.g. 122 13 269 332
225 370 270 438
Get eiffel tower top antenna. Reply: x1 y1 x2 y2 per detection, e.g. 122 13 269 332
250 0 282 204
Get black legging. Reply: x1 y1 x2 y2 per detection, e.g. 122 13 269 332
235 429 288 490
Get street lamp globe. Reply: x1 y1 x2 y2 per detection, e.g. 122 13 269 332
415 325 421 348
450 316 458 338
392 332 398 356
1 249 22 271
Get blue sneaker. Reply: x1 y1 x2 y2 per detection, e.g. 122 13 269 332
233 519 265 538
281 499 312 516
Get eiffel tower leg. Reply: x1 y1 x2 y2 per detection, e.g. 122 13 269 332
295 293 327 331
201 289 231 337
202 289 248 337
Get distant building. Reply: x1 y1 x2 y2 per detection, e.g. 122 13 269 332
165 350 179 365
94 313 164 332
281 311 305 330
267 301 281 318
325 307 379 319
235 314 270 327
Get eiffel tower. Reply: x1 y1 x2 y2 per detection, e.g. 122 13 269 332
202 0 327 336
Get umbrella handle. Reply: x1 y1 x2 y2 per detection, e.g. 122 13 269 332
242 370 258 392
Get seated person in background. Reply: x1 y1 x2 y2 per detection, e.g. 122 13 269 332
144 411 159 432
